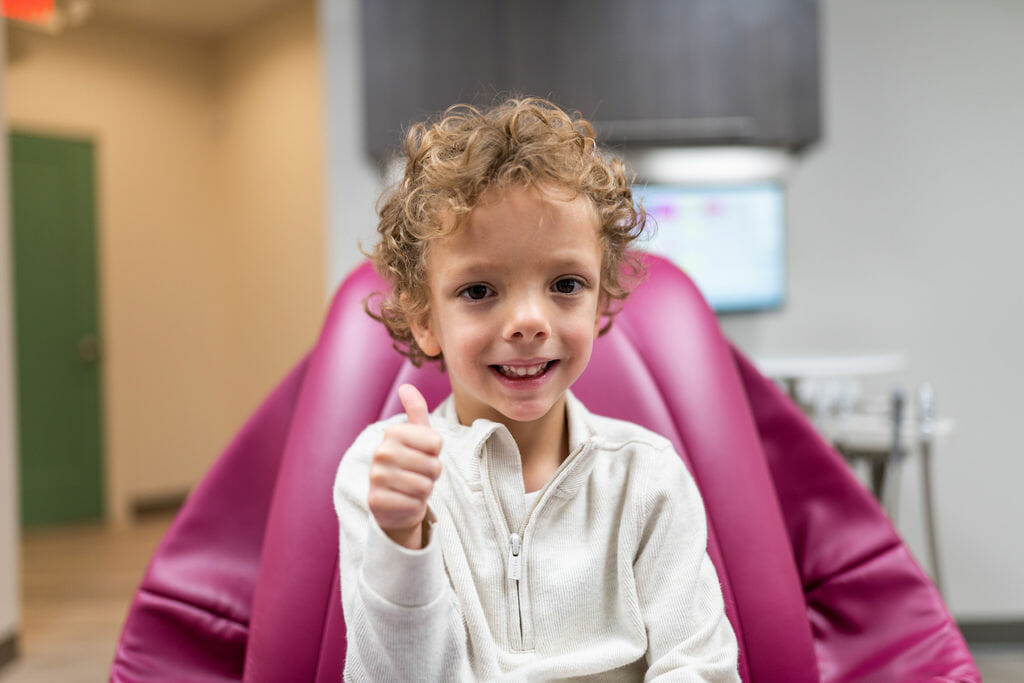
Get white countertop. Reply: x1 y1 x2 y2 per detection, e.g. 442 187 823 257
754 352 908 379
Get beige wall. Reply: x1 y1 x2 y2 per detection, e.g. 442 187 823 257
217 0 325 427
3 0 324 523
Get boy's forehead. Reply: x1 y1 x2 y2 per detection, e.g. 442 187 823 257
420 184 602 282
425 229 602 285
459 188 598 242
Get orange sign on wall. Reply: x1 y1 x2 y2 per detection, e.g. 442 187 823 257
2 0 54 23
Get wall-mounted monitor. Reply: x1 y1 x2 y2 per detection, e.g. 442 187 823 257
633 182 786 313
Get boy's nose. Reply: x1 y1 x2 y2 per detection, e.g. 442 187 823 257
504 296 550 341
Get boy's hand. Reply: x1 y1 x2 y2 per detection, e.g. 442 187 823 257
368 384 443 549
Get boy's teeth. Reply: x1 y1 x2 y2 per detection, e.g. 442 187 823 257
499 362 548 378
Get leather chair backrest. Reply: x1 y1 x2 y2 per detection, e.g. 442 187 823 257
243 255 818 681
114 254 977 681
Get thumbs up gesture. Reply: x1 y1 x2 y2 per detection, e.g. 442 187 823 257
368 384 443 549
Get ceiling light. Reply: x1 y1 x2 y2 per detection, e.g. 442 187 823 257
623 147 795 185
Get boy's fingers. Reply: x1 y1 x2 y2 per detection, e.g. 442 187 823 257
389 443 443 477
398 383 430 427
383 426 442 457
377 468 435 500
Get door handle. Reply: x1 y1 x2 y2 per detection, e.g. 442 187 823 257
78 334 101 364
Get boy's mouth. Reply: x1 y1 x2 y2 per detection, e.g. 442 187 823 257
491 360 556 379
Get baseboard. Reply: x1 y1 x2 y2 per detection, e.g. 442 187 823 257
0 631 18 671
958 620 1024 645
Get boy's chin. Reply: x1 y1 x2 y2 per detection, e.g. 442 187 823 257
451 382 568 426
495 395 566 425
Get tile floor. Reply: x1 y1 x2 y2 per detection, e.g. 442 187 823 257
0 514 1021 681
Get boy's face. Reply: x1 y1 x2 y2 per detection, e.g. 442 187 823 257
411 185 603 428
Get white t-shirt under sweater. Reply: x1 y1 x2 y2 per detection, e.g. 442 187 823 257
334 390 740 681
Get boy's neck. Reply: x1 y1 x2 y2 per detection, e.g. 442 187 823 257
508 399 570 493
454 394 570 493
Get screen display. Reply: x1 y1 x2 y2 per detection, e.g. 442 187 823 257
633 182 786 312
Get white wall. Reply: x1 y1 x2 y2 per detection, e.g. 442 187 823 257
323 0 1024 620
721 0 1024 619
318 0 381 296
0 17 21 649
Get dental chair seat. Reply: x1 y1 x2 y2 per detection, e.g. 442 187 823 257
111 254 978 681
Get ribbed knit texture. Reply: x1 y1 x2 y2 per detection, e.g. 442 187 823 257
334 391 739 681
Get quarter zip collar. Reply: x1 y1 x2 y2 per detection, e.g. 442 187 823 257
432 391 596 653
433 390 594 534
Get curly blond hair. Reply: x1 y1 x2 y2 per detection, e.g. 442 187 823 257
367 97 647 367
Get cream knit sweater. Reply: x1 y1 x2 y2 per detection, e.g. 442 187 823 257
334 391 739 681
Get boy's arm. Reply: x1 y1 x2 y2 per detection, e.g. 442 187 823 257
334 423 472 681
634 448 740 682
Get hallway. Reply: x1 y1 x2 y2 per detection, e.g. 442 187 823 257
0 514 172 682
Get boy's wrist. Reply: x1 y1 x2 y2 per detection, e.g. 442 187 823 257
385 519 428 550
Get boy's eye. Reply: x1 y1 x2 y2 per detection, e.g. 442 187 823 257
459 284 493 300
552 278 584 294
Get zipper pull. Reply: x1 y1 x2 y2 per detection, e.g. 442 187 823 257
508 533 522 581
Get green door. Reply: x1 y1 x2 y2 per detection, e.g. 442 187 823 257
8 131 104 527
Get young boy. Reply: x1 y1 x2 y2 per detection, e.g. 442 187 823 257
334 98 739 681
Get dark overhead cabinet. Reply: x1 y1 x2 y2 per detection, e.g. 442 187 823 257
361 0 821 161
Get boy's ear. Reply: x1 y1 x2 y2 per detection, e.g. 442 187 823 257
404 295 442 357
410 318 441 358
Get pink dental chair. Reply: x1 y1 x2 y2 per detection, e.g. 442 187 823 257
111 254 978 681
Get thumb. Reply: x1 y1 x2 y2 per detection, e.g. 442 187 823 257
398 383 430 427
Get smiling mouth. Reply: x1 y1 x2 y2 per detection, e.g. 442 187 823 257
492 361 555 379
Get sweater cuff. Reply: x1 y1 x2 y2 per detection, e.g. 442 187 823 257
363 512 445 608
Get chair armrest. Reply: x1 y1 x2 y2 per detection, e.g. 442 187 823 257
732 348 979 682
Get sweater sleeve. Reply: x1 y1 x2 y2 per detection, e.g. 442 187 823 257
333 422 472 682
634 447 740 682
